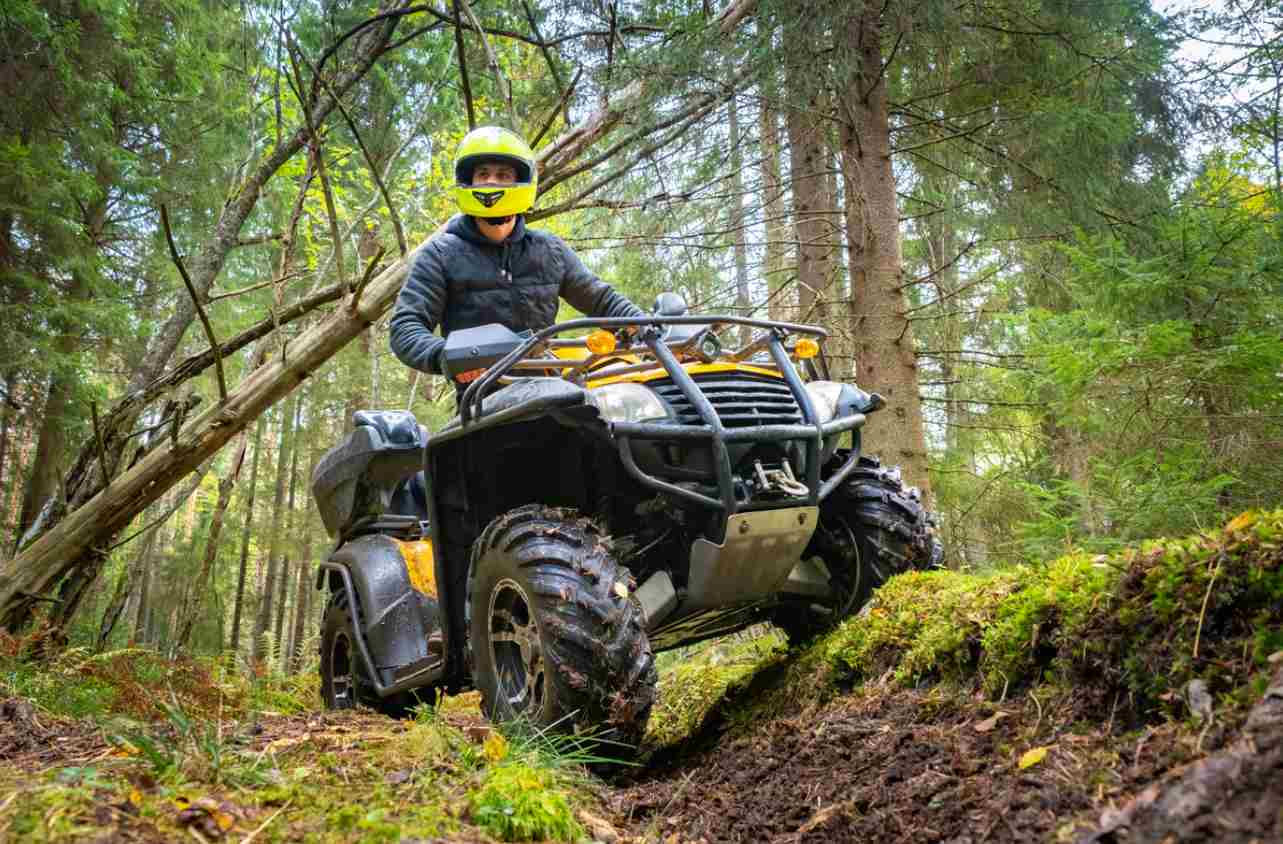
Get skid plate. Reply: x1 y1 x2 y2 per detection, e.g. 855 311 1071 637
684 507 819 611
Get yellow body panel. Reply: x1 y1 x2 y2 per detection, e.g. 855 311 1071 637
585 361 783 388
395 539 438 598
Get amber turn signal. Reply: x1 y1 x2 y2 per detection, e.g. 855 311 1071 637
586 330 617 355
795 338 820 359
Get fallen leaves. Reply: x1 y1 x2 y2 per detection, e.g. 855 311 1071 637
1018 746 1052 769
174 795 242 839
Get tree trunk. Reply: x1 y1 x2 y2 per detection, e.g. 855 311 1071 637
760 93 789 322
727 95 752 344
0 372 17 528
98 508 161 650
16 273 88 547
174 432 248 652
838 5 932 498
272 422 303 668
253 391 300 665
289 442 321 672
230 413 266 655
133 551 151 645
783 2 838 330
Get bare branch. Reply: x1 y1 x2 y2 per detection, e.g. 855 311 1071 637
456 0 514 125
454 0 476 129
206 271 305 304
350 246 387 312
531 65 582 148
160 204 227 403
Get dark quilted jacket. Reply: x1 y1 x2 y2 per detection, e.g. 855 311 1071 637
389 214 642 374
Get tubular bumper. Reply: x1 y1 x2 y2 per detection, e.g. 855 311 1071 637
457 315 867 517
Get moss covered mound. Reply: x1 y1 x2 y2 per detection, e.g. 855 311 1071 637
823 508 1283 713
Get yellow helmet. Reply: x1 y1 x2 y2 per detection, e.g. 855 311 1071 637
452 126 538 217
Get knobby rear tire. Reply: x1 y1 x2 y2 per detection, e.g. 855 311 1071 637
319 590 425 718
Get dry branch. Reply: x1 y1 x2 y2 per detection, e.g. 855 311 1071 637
161 204 227 403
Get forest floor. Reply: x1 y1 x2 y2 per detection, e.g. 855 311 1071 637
2 509 1282 843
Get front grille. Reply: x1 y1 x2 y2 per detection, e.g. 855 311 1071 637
649 373 803 427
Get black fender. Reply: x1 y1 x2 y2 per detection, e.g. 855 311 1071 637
325 534 438 672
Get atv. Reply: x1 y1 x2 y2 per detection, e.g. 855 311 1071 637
310 294 939 740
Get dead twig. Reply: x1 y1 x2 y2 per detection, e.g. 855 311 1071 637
1193 552 1224 659
207 271 305 303
89 401 110 490
530 65 583 148
350 246 387 312
453 0 475 129
241 798 293 844
160 204 227 403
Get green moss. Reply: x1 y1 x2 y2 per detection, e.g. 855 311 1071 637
646 628 785 748
469 762 582 842
812 509 1283 713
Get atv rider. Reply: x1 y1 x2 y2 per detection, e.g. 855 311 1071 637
390 126 643 391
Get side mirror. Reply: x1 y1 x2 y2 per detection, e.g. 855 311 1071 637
652 292 689 317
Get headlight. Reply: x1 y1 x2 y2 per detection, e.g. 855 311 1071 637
804 381 845 424
589 383 671 423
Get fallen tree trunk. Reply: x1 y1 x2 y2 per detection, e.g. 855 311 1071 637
0 254 418 628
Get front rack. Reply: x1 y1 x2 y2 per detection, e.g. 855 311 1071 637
457 314 865 519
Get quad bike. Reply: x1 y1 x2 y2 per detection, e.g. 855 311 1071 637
311 294 940 739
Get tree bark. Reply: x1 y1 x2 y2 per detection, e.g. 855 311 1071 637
272 419 303 667
838 6 932 498
252 391 300 665
174 432 248 652
229 413 266 655
727 95 752 345
0 372 17 528
781 0 838 328
760 89 789 322
289 442 321 672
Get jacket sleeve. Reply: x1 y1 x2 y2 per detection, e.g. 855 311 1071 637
389 241 450 374
555 237 644 320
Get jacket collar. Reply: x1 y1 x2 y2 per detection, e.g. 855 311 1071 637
449 213 527 247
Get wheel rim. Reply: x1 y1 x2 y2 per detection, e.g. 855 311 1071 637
330 628 355 707
822 516 874 615
488 578 544 716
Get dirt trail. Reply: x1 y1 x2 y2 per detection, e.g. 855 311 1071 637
610 677 1280 843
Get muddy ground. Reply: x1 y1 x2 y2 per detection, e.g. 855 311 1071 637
4 671 1282 842
610 673 1282 844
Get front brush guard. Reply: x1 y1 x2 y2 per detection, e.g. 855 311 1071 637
458 315 869 528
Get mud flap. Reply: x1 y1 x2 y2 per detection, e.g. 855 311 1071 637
327 534 441 676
